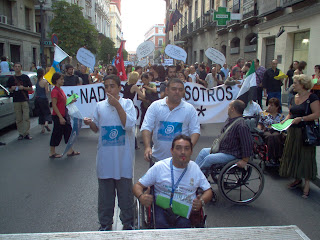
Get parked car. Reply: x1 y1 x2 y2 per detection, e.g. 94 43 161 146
0 71 51 130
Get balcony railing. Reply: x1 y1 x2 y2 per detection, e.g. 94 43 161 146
195 17 200 30
244 45 257 53
181 25 187 37
188 22 193 34
230 47 240 54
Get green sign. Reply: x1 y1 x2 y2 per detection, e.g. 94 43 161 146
213 7 231 26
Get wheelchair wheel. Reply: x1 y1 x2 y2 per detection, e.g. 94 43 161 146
134 200 148 230
218 160 264 205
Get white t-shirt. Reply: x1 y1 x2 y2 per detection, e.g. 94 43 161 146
188 73 198 83
243 101 262 117
139 158 211 217
93 97 136 179
141 98 200 160
0 61 10 73
205 73 222 89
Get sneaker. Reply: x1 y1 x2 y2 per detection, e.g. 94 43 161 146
98 225 112 231
122 224 134 230
18 135 24 140
24 135 33 140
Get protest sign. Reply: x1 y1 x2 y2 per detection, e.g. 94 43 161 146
62 82 240 125
165 44 187 62
137 58 148 67
136 41 155 60
76 48 95 71
205 48 226 67
163 59 174 66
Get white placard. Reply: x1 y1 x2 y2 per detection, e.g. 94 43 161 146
205 48 226 67
136 41 155 60
163 59 174 66
76 48 96 71
165 44 187 62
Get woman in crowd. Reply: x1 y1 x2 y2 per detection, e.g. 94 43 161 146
279 74 319 198
157 65 166 82
106 64 118 76
122 71 146 150
257 98 285 164
311 65 320 99
30 62 37 72
126 64 133 77
147 72 154 82
178 71 188 82
184 67 191 79
139 73 158 125
285 61 299 108
35 68 51 134
216 64 226 81
49 72 79 158
91 68 103 83
294 61 307 75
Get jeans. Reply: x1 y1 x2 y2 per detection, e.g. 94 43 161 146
154 205 191 229
98 178 134 227
13 101 30 136
195 148 236 170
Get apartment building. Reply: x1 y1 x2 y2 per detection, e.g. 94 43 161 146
144 24 166 64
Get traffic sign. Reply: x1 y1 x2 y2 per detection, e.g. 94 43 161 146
51 34 59 45
213 7 231 26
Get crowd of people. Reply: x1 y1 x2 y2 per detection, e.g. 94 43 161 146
3 56 320 230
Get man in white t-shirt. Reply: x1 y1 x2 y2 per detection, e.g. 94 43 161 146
188 65 199 83
141 78 200 162
243 100 263 117
133 135 212 229
84 74 136 231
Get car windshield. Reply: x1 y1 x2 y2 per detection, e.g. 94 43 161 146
0 76 10 88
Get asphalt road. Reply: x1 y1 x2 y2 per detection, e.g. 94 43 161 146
0 117 320 239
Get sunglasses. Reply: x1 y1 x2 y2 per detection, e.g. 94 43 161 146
107 69 113 71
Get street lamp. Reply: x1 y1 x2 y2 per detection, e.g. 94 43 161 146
39 0 46 69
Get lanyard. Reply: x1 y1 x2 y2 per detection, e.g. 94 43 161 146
170 159 188 206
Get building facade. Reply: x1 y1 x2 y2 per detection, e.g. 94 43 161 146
0 0 40 70
166 0 319 76
109 0 122 48
144 24 166 64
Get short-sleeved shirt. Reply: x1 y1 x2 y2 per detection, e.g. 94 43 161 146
255 66 266 86
139 158 210 217
258 111 285 129
64 75 80 86
290 93 319 128
188 73 198 83
51 87 66 117
93 97 136 179
76 72 91 85
205 73 222 89
0 61 10 73
7 74 32 102
243 101 262 117
141 98 200 160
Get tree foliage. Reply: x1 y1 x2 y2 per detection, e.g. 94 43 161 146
49 1 99 56
98 37 116 64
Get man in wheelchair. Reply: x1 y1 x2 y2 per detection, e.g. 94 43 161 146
195 100 253 170
133 135 213 229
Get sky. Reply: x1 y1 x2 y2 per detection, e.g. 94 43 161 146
121 0 166 52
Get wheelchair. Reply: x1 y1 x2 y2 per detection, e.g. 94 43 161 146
134 157 207 230
134 187 207 230
205 158 264 205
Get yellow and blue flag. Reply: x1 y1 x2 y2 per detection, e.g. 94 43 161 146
44 44 69 84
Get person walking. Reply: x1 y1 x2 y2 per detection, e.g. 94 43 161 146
7 62 33 140
311 65 320 98
84 74 136 231
254 59 266 108
0 56 10 73
49 72 79 158
262 60 282 107
34 68 51 134
285 61 299 108
279 74 320 198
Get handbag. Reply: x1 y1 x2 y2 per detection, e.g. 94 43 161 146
210 118 242 153
302 99 320 146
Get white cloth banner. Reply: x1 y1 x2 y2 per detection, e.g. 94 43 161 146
61 82 240 125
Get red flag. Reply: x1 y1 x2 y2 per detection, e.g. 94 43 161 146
115 41 127 81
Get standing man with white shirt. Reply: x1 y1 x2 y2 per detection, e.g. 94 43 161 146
0 56 10 73
84 74 136 231
141 78 200 162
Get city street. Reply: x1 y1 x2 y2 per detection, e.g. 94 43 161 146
1 112 320 239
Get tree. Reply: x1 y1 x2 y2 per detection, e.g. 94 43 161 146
98 37 116 64
49 1 99 56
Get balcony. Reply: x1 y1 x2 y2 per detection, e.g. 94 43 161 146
244 45 257 53
230 47 240 54
195 17 201 30
181 25 187 37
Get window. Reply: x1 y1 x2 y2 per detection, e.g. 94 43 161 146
158 39 163 46
33 48 37 65
195 0 198 19
25 7 31 30
0 43 4 57
159 28 163 33
293 31 310 74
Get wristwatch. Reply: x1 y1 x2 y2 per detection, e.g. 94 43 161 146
301 117 304 122
200 198 205 207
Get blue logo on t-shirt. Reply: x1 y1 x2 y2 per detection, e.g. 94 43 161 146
158 121 183 141
101 126 125 146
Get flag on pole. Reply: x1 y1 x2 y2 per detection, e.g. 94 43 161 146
44 44 69 84
115 41 127 81
171 9 183 25
236 61 257 106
